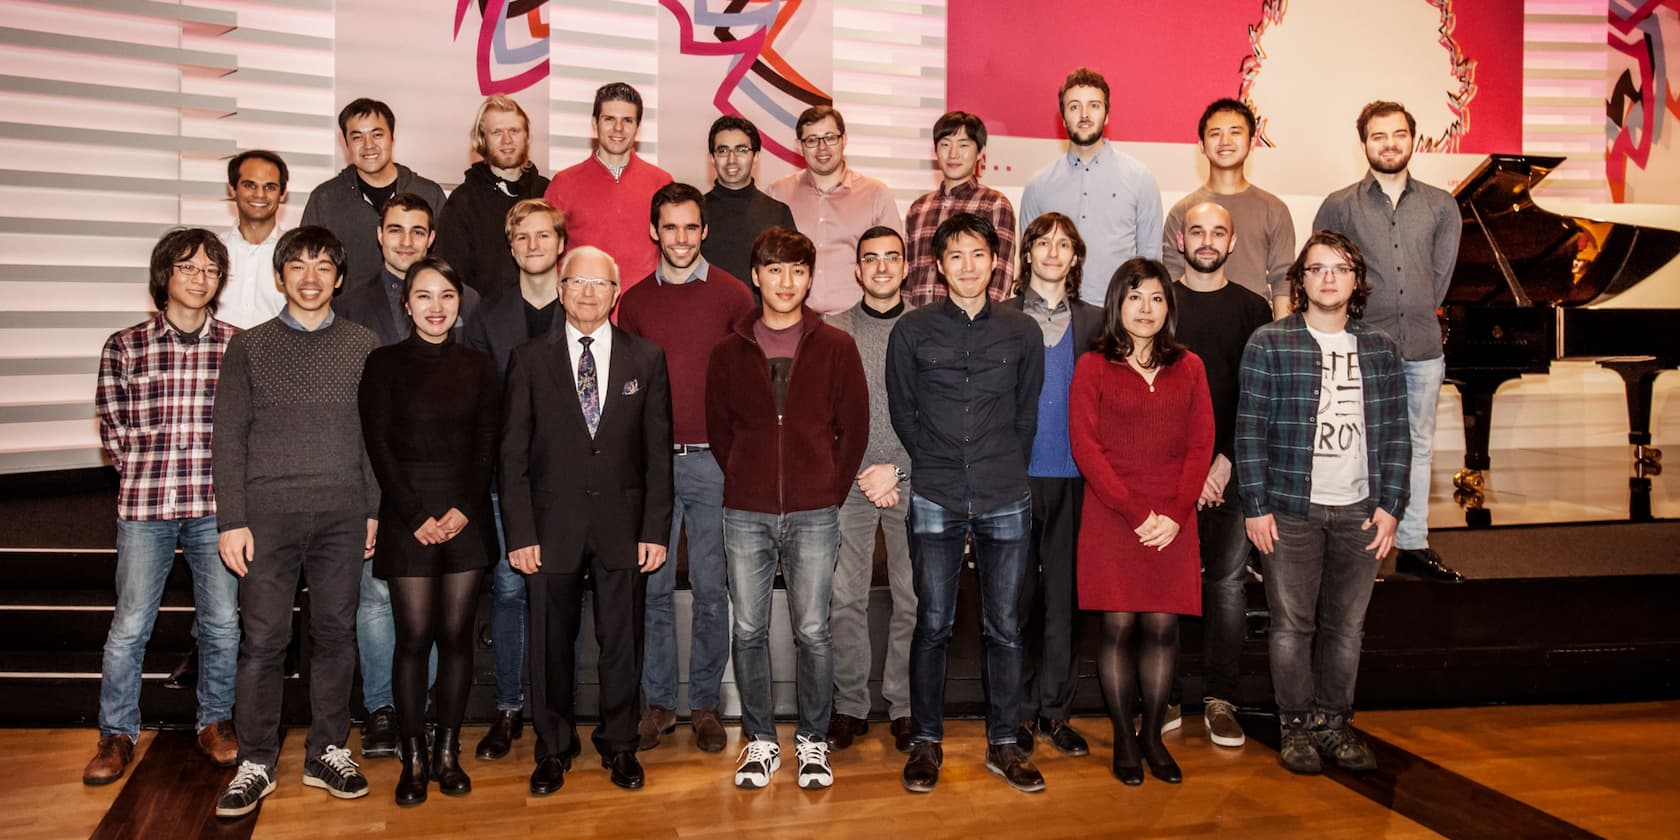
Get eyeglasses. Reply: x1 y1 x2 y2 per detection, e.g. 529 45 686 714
1303 264 1355 280
562 276 618 289
800 133 843 149
712 145 753 158
174 263 224 280
859 253 903 267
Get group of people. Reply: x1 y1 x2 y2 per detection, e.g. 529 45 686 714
82 66 1465 816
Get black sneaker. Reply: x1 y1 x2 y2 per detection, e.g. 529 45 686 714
1278 725 1323 775
303 745 370 799
216 761 275 818
361 706 399 758
1312 725 1378 772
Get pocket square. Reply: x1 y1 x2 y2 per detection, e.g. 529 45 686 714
621 378 640 396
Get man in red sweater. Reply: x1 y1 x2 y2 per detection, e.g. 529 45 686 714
543 82 672 295
705 227 869 792
616 182 756 755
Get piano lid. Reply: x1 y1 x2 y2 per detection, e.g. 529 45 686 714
1447 154 1680 307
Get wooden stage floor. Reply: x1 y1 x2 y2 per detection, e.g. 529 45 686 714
8 702 1675 839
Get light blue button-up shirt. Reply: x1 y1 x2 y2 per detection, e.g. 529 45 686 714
1021 141 1164 308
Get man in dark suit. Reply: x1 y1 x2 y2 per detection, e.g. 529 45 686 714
499 244 673 795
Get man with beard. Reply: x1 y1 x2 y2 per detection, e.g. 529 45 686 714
1170 202 1271 750
617 182 756 754
767 105 903 315
902 111 1017 307
303 99 445 296
1162 99 1296 318
1022 67 1163 308
1312 100 1463 584
544 83 672 294
219 150 290 329
702 115 795 294
435 96 551 297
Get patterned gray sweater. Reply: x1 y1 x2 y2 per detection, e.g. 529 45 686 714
826 300 913 477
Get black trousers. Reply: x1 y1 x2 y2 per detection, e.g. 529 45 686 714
527 546 646 762
1017 476 1083 721
235 509 364 769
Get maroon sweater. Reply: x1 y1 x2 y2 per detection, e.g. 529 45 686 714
617 265 756 445
705 307 870 514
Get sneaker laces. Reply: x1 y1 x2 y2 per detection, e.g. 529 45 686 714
737 738 777 767
795 735 828 766
319 744 361 775
1205 698 1236 718
229 760 270 791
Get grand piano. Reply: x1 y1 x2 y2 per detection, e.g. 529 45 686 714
1444 153 1680 526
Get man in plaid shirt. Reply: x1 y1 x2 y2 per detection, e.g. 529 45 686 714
1235 230 1410 777
84 228 242 786
903 111 1017 307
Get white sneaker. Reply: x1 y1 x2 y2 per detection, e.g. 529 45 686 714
1162 703 1182 734
733 738 780 789
795 734 833 789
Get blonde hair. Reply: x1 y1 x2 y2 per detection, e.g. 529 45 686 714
503 198 565 245
472 95 531 159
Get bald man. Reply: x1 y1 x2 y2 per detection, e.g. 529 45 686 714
1170 202 1271 748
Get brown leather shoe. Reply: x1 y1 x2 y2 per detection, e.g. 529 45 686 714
691 707 727 753
83 733 135 786
825 712 868 750
901 740 942 793
985 743 1046 792
197 720 238 767
891 717 914 753
637 705 677 751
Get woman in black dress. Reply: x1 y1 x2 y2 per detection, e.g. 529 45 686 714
358 256 498 805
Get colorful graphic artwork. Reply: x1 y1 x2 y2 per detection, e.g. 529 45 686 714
1608 0 1680 202
658 1 831 167
454 0 550 95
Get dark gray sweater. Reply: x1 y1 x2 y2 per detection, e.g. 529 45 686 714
212 317 381 531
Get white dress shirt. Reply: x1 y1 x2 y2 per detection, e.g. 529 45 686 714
564 319 614 415
217 225 288 330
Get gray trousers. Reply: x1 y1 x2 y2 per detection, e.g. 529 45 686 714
831 482 916 720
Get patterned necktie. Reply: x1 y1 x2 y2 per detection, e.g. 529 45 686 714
577 336 600 437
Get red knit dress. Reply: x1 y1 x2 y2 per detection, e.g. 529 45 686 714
1070 350 1214 615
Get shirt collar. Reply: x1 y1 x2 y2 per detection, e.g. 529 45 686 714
1361 169 1413 199
278 306 335 331
656 257 710 286
939 178 982 199
1021 286 1067 316
1062 140 1111 168
939 296 993 322
227 224 281 249
799 165 855 196
564 319 611 346
153 311 214 342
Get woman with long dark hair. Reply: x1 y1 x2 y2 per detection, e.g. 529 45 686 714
1069 258 1214 785
358 256 499 805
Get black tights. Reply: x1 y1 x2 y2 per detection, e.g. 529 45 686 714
389 569 483 738
1096 611 1179 767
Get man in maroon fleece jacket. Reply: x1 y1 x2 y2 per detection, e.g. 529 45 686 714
705 226 869 792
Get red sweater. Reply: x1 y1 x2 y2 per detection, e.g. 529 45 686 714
705 307 870 514
543 153 672 294
617 266 757 445
1070 351 1214 529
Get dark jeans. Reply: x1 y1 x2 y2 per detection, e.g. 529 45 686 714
235 509 365 769
1017 476 1082 722
488 493 529 711
908 491 1030 746
1262 503 1381 728
1197 490 1251 702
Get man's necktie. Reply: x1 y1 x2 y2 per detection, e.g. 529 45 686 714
577 336 600 437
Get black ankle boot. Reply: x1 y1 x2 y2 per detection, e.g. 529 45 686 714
396 736 429 806
431 727 472 795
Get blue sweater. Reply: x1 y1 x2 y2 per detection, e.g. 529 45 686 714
1028 326 1079 478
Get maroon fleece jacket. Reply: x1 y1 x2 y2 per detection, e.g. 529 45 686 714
705 306 870 514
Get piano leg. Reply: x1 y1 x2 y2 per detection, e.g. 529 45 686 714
1596 359 1669 523
1448 371 1524 529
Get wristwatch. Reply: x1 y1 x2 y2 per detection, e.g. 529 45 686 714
893 465 908 483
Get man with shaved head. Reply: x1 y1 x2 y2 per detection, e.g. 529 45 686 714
1170 201 1271 749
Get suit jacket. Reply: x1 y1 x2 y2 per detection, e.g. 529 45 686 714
463 284 545 379
1003 292 1103 356
499 323 673 574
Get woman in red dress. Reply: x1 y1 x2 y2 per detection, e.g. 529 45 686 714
1070 258 1214 786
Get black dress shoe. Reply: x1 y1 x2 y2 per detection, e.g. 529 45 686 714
601 751 644 790
1395 547 1464 583
1014 721 1036 756
1111 756 1143 786
1038 718 1090 757
362 706 399 759
901 741 942 793
825 713 868 750
431 727 471 795
1142 748 1182 784
396 736 429 806
891 717 914 754
529 756 568 796
475 709 522 760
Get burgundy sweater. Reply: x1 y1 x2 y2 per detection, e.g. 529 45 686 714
617 266 757 445
705 307 870 514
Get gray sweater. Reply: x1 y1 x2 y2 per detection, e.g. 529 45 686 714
212 317 381 530
826 300 913 477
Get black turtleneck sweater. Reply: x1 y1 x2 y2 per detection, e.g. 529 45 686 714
702 181 796 293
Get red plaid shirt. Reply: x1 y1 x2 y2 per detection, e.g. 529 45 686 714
96 313 238 521
902 179 1018 307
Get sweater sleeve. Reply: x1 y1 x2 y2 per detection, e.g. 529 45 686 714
704 342 735 477
1069 354 1150 526
357 355 418 527
831 336 872 504
1173 355 1217 521
212 335 253 531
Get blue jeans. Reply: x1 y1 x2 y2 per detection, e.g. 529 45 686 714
1263 503 1382 728
100 516 239 737
724 506 838 743
643 449 730 711
358 561 436 712
907 491 1031 745
1398 356 1444 550
489 492 527 711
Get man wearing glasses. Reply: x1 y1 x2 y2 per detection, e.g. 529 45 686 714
702 115 795 295
501 245 674 795
903 111 1017 307
766 105 903 315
